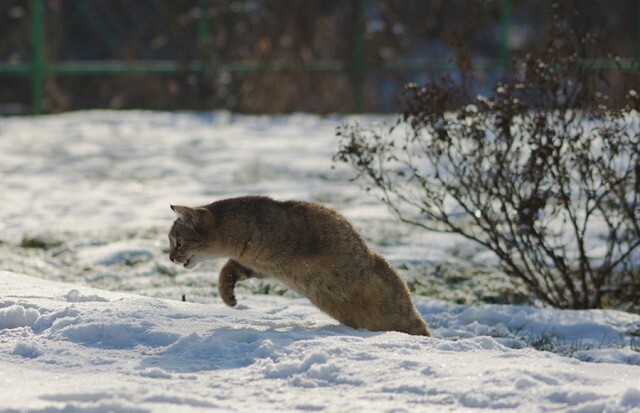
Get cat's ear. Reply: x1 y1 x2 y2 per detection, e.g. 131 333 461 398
170 205 214 227
193 207 215 228
170 205 196 222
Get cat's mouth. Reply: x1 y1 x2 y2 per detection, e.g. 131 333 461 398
183 256 198 269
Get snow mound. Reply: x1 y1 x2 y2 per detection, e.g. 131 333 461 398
0 304 40 329
1 271 639 412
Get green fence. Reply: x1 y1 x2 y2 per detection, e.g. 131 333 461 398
1 0 639 114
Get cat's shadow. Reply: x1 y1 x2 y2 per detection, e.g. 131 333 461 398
138 323 380 374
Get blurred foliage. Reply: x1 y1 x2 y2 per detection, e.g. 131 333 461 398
336 3 640 311
1 0 638 113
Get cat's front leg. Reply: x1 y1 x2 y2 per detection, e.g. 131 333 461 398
218 259 259 307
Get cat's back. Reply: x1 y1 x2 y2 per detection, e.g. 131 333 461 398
207 196 370 258
207 196 351 227
206 195 318 223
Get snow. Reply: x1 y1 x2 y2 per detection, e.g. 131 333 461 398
1 111 639 412
1 271 639 412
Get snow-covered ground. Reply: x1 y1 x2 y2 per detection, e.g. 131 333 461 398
1 111 639 412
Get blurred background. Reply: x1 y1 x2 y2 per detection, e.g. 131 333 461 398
1 0 638 115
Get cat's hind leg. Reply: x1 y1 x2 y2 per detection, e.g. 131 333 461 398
218 259 262 307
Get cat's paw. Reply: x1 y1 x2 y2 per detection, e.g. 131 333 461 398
220 292 237 307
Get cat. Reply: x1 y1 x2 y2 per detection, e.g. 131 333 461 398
168 196 430 336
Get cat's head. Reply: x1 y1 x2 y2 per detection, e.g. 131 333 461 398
168 205 215 269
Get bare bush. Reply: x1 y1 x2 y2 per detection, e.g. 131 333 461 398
335 6 640 310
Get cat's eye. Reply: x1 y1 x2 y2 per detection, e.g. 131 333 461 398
176 240 183 249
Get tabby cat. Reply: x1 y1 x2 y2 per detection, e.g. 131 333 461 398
169 196 430 336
